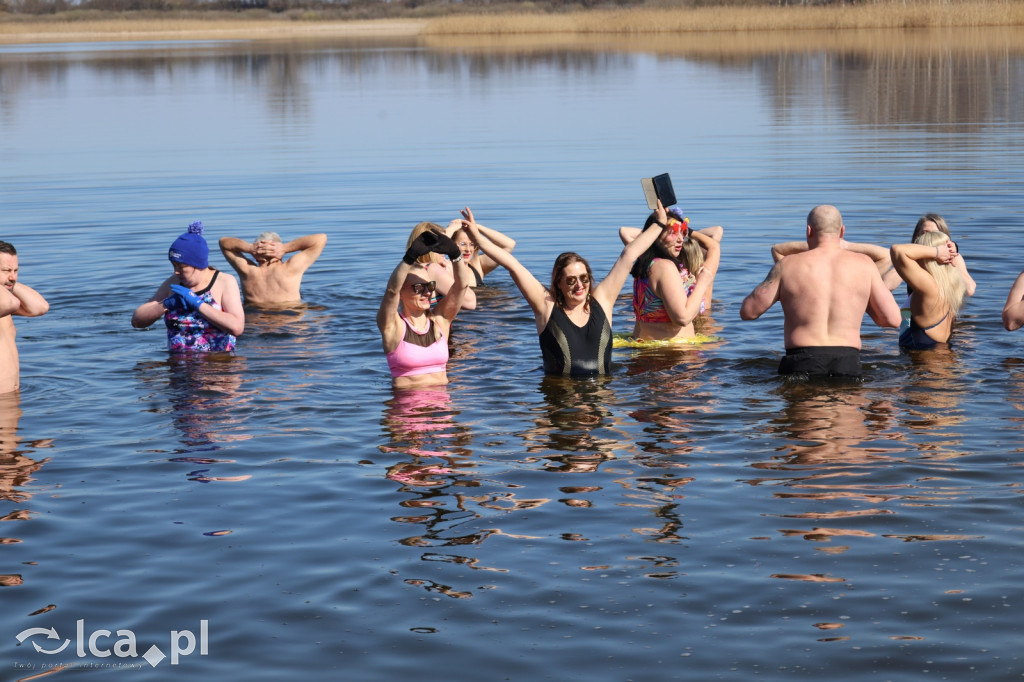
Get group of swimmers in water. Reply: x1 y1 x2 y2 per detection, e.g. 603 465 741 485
3 203 1024 395
377 202 1024 388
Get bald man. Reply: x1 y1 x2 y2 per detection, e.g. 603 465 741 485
740 205 901 378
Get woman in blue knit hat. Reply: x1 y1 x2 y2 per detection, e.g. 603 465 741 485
132 221 245 352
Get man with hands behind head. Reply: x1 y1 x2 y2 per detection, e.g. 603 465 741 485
219 231 327 308
0 241 50 394
740 205 901 378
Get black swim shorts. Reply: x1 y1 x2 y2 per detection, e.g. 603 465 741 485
778 346 861 378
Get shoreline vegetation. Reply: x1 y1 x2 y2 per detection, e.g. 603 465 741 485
1 1 1023 44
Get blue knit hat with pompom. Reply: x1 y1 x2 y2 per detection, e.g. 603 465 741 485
168 221 209 269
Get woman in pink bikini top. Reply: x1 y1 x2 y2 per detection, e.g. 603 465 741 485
378 227 471 389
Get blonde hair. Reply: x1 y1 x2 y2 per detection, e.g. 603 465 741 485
405 222 444 265
916 231 966 319
681 237 704 275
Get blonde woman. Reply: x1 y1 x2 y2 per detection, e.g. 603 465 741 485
379 229 470 388
445 219 517 287
890 231 966 349
910 214 976 296
405 223 477 311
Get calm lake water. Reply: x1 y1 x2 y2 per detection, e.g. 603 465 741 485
2 27 1024 679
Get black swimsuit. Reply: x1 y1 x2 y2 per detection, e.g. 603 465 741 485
538 303 613 376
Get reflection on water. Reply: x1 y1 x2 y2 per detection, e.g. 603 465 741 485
523 376 622 472
2 28 1023 130
0 391 53 589
134 355 255 482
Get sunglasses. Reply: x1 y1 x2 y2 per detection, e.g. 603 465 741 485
409 281 437 295
564 274 590 287
666 218 688 236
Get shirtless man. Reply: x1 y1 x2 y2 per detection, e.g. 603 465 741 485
218 232 327 307
740 205 901 377
0 241 50 394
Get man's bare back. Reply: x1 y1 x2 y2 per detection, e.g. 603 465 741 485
219 233 327 308
740 205 900 376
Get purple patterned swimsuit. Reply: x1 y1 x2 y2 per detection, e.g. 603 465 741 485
164 270 236 353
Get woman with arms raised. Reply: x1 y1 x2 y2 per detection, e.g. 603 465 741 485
890 230 966 350
379 228 470 388
909 213 976 297
619 206 721 341
404 222 477 311
460 206 663 376
445 218 517 288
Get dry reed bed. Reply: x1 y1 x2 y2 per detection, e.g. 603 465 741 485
0 17 425 43
425 2 1024 35
1 1 1023 44
422 25 1024 57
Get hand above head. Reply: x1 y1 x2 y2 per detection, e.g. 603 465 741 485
654 200 668 228
254 240 285 261
460 207 476 224
431 231 463 263
169 284 204 312
936 241 956 265
403 231 440 265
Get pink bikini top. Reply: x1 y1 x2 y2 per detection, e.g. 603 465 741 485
386 316 449 378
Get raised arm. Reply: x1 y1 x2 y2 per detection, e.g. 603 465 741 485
842 239 893 275
434 255 471 325
463 218 549 322
591 210 665 312
698 225 724 242
954 253 977 296
771 241 808 263
1002 271 1024 331
9 281 48 317
377 259 416 351
472 224 516 276
654 232 720 327
740 261 782 320
890 242 956 300
280 234 327 272
218 237 256 272
0 286 21 317
619 226 641 246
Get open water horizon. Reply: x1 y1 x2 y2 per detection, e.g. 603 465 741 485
2 28 1024 679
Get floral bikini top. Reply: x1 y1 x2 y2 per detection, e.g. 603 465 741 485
163 270 236 353
633 258 705 324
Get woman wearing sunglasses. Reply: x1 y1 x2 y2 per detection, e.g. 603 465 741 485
404 222 477 310
378 228 471 388
619 206 722 341
458 206 663 376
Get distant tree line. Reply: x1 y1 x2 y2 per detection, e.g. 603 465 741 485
0 0 887 16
